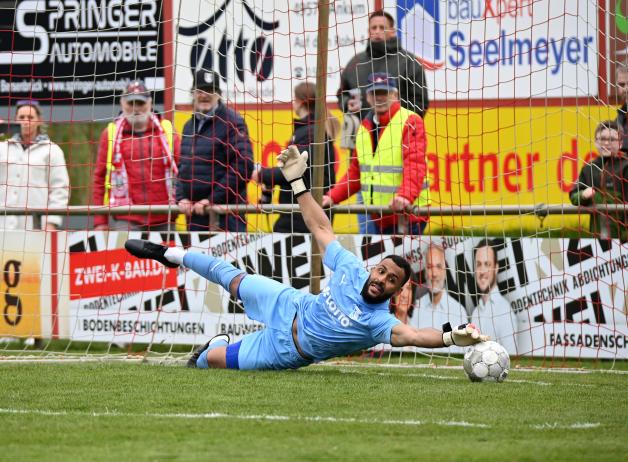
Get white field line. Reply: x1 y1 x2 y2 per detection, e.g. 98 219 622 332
0 408 602 430
339 368 596 387
319 361 628 375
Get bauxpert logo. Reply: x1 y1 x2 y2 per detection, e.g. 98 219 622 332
396 0 444 70
177 0 278 85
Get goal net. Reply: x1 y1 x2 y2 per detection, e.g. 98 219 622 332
0 0 625 368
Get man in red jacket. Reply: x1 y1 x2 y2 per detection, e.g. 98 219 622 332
323 73 429 235
93 80 181 231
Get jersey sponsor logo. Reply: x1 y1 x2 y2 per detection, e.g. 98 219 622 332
349 305 363 322
321 286 352 328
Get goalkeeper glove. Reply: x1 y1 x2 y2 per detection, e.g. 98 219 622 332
277 145 309 197
442 322 489 347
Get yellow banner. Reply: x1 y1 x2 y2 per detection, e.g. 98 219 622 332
175 105 616 234
0 250 42 338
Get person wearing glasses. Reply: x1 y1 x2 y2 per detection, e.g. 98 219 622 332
569 120 628 241
0 100 69 230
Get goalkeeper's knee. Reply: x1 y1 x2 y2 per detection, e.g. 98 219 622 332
182 252 245 293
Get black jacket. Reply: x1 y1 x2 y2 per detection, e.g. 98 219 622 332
337 37 429 119
176 102 254 204
569 154 628 240
617 103 628 153
259 113 336 233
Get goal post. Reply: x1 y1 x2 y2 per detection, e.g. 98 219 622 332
0 0 625 366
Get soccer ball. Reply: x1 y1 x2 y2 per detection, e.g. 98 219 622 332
463 341 510 383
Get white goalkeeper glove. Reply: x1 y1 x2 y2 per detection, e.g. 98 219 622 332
277 145 309 197
442 322 489 347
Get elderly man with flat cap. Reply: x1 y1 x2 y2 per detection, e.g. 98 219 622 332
176 69 254 232
93 80 180 231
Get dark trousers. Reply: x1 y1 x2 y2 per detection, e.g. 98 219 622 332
189 213 247 232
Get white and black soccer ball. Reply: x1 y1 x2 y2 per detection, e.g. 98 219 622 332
463 341 510 383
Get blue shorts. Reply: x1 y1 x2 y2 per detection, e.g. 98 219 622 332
225 275 313 370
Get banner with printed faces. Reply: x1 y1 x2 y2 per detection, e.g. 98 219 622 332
390 0 599 99
67 231 627 359
173 0 373 105
0 0 166 108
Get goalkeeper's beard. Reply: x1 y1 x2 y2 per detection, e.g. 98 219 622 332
360 279 390 304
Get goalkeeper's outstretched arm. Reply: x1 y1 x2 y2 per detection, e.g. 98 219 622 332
296 192 335 254
390 322 489 348
277 146 336 254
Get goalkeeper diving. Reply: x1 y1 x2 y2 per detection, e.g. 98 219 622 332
125 146 489 370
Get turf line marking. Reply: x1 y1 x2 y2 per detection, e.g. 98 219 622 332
531 423 601 430
321 361 628 375
339 369 460 381
0 408 488 428
507 379 551 386
340 369 562 386
0 408 601 430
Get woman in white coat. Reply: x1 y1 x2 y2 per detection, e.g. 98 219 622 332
0 101 69 230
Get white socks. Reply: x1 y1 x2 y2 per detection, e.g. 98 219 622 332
164 247 186 265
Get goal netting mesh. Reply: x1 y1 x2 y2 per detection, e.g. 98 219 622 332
0 0 625 368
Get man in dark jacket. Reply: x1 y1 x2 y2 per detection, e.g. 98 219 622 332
337 10 429 121
337 10 429 234
569 120 628 241
177 69 254 232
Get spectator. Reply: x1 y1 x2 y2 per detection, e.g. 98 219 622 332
470 239 518 354
615 63 628 152
323 73 429 235
569 120 628 241
337 10 429 234
177 69 254 231
251 82 338 233
337 9 429 134
93 80 180 231
414 244 467 329
0 100 69 230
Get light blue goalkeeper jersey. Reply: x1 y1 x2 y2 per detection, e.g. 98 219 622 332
296 240 401 361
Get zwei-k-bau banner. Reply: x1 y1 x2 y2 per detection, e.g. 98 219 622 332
67 232 627 359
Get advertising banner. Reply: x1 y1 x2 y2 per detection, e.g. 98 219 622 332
0 0 165 108
173 0 372 105
393 0 599 99
174 104 617 233
0 232 44 338
607 0 628 100
67 231 627 359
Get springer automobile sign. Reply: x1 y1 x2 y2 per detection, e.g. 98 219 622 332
0 0 166 106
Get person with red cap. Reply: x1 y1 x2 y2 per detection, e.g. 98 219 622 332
93 80 180 231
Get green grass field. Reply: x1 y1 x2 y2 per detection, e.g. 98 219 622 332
0 360 625 462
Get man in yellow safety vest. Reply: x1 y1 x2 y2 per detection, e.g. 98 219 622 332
93 80 180 231
324 73 429 234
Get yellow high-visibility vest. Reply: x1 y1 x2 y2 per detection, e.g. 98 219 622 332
103 119 174 205
355 107 430 207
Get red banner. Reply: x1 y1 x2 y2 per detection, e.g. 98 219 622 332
70 248 177 300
